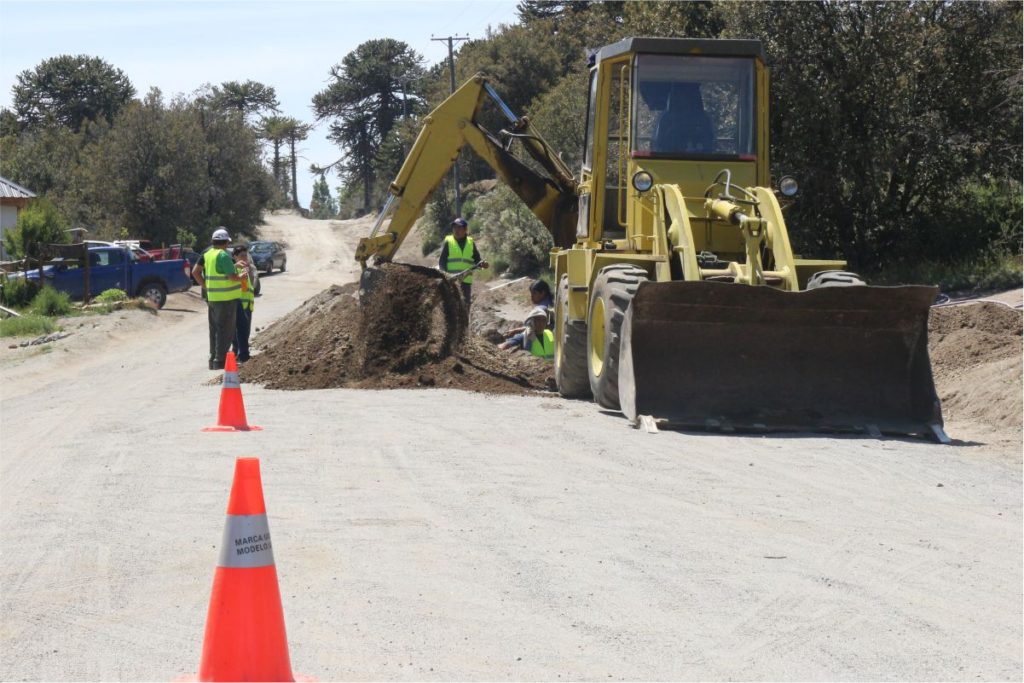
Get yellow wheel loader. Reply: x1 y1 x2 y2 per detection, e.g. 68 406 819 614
356 37 947 442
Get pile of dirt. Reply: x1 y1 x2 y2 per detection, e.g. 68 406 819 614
242 263 554 394
928 302 1022 429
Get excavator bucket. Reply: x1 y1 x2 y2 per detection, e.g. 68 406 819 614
617 282 947 441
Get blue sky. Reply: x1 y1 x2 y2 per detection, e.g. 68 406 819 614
0 0 522 208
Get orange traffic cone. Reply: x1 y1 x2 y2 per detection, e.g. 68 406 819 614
203 352 262 432
195 457 296 682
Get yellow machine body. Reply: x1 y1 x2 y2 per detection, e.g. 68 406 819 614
356 37 946 441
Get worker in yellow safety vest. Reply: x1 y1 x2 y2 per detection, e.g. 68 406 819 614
231 244 256 362
439 217 488 307
191 227 243 370
525 306 554 360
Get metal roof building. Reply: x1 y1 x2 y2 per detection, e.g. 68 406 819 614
0 176 36 200
1 175 37 260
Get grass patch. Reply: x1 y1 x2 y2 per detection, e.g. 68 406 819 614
30 287 72 317
0 314 58 338
872 251 1022 293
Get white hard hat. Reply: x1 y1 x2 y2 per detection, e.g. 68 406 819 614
524 306 548 323
212 228 230 242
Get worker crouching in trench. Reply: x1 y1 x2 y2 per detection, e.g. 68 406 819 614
500 306 554 360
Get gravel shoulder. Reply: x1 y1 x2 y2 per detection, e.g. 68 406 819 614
1 212 1020 681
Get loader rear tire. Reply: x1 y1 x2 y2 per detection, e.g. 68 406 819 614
806 270 865 289
555 274 591 399
587 264 648 410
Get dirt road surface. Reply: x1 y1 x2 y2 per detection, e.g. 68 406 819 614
2 213 1020 681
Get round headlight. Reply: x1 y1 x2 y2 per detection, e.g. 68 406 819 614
778 175 799 197
632 171 654 193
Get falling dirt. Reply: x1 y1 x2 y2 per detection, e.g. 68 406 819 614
242 263 555 395
928 301 1022 429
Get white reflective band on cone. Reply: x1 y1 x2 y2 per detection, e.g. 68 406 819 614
222 371 241 389
218 514 275 568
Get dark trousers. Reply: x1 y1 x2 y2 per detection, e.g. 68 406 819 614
232 301 252 361
461 282 472 307
208 299 237 368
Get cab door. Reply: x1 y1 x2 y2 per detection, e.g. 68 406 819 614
89 249 129 293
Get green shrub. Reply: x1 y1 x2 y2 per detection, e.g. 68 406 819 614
176 228 197 249
472 186 552 275
2 198 68 260
0 276 40 308
95 288 128 303
873 249 1023 293
421 189 455 256
30 287 72 316
93 288 128 314
0 314 57 337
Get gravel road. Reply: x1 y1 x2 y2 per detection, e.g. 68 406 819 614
1 213 1020 681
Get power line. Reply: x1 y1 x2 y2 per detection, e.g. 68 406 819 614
431 34 469 216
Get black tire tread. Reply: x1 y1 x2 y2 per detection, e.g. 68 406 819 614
555 274 591 398
588 265 648 410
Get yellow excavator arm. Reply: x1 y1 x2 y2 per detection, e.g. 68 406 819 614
355 74 579 267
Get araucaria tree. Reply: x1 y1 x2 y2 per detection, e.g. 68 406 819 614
12 55 135 132
312 39 426 212
209 80 280 123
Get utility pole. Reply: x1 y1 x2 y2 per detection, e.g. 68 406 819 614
432 34 469 216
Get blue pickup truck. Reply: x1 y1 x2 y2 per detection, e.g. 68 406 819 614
14 246 192 308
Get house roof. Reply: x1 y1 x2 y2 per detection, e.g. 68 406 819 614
0 176 36 199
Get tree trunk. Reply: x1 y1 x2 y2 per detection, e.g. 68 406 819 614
273 140 281 188
290 137 299 209
361 128 372 213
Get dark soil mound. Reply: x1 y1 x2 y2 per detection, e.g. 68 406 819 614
242 263 554 394
928 302 1022 429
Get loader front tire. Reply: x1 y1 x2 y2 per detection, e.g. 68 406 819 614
555 274 591 399
587 265 648 410
806 270 865 289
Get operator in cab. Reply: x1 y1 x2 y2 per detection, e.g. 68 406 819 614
439 217 488 307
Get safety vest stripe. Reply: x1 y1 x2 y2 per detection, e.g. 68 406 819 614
218 514 275 568
223 371 241 389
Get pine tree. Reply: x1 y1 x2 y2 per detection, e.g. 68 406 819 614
309 176 338 219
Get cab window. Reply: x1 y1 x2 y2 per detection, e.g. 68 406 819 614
633 55 755 158
583 69 598 170
90 250 124 267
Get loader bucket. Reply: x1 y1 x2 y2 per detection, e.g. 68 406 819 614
617 281 947 441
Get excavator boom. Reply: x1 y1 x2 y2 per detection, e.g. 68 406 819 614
355 75 578 267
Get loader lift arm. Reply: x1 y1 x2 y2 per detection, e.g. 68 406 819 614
355 74 579 267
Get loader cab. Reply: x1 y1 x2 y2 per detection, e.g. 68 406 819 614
579 38 769 247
